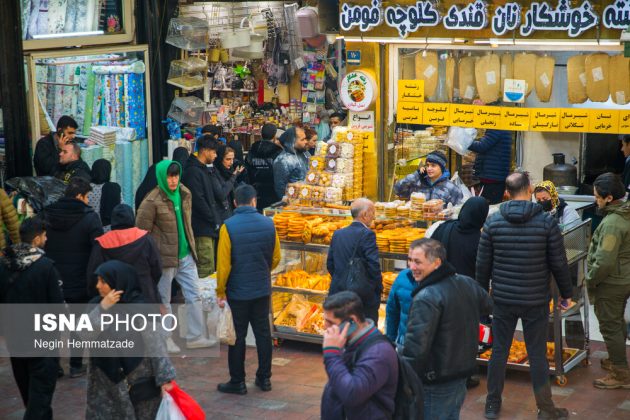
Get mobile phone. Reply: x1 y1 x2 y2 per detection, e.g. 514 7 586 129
338 319 358 337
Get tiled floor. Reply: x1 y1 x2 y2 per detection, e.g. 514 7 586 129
0 340 629 419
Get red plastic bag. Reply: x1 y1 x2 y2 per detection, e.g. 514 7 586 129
479 323 492 345
167 381 205 420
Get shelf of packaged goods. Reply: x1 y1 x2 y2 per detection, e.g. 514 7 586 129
476 348 587 375
211 88 257 93
279 240 408 260
265 207 351 217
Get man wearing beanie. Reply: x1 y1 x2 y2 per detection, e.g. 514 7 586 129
86 204 163 304
394 150 463 206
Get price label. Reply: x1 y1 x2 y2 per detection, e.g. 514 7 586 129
397 80 425 103
588 110 620 134
560 110 590 132
619 110 630 134
450 104 476 127
422 103 451 125
396 102 422 124
500 108 530 131
529 108 560 132
474 106 502 129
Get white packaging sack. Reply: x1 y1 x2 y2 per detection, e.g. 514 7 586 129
446 126 477 155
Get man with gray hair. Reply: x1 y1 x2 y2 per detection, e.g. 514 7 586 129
327 198 382 323
56 141 92 183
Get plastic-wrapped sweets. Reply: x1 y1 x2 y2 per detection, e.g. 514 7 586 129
340 142 355 158
325 157 338 173
335 158 354 173
327 142 341 158
325 187 343 203
331 173 351 188
305 171 320 185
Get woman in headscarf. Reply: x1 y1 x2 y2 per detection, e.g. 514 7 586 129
534 180 581 229
211 145 245 222
89 159 122 229
84 260 176 420
134 147 189 211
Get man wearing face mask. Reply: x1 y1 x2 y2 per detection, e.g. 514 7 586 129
533 181 581 230
586 173 630 389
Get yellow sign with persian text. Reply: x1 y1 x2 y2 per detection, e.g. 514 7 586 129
396 102 423 124
560 110 591 132
529 108 561 132
422 103 450 125
450 104 476 127
397 80 425 103
500 108 530 131
619 111 630 134
474 106 502 129
588 110 620 134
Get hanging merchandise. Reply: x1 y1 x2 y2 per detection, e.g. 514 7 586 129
458 55 477 103
567 55 588 104
415 51 438 98
284 3 306 74
166 17 210 51
500 53 514 96
167 57 207 91
608 55 630 105
232 18 266 60
168 96 205 125
513 53 537 98
296 7 320 39
535 55 556 103
585 53 610 102
475 53 501 104
445 54 456 102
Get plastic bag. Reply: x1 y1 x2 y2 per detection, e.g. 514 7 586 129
206 303 220 344
156 393 186 420
218 303 236 345
168 381 206 420
451 171 472 202
6 176 66 213
445 126 477 155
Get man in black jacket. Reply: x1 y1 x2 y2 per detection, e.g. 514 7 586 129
55 142 92 184
402 238 492 419
327 198 382 323
182 136 221 276
246 123 284 211
33 115 77 176
476 171 572 420
621 135 630 192
0 217 64 418
44 178 103 377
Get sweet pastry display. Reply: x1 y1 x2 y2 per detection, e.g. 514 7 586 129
382 272 397 300
274 295 325 335
275 270 331 291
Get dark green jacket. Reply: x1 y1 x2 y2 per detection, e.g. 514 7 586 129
586 201 630 287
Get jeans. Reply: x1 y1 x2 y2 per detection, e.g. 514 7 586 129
423 378 467 420
158 254 205 341
10 357 58 420
487 304 554 411
592 282 630 366
227 296 272 383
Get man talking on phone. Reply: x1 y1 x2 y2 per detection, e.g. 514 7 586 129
320 291 398 420
34 115 78 176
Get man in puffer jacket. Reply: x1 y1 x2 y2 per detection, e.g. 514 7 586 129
272 127 310 198
476 171 572 420
384 269 415 348
468 129 513 204
586 173 630 389
394 150 463 206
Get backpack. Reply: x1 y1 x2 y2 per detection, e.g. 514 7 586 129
350 334 424 420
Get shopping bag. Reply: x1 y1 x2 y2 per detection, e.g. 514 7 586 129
167 381 206 420
206 303 221 343
218 303 236 346
451 172 473 202
445 126 476 155
156 393 186 420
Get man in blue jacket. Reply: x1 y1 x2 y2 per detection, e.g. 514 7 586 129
468 129 513 204
327 198 383 323
216 185 281 395
321 291 398 420
385 269 416 348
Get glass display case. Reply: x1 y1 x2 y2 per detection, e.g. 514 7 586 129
22 0 135 50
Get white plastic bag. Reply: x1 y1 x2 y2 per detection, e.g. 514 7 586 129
218 303 236 345
451 171 473 202
156 393 186 420
206 303 221 343
445 126 477 155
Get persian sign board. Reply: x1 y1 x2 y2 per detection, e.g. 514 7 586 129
340 71 377 112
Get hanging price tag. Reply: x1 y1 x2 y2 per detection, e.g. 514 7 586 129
396 102 423 124
560 110 590 132
474 106 502 129
422 103 451 125
398 80 425 103
500 108 530 131
450 104 476 127
529 108 560 132
588 110 620 134
619 110 630 134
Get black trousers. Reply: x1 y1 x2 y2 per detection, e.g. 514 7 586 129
10 357 58 420
480 182 506 205
227 296 272 383
487 303 555 411
365 304 379 326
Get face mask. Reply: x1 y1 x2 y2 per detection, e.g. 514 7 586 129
538 199 553 212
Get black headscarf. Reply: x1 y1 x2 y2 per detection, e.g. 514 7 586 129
215 144 235 181
111 204 135 230
172 147 190 166
90 261 144 383
456 197 490 233
91 159 111 184
134 147 189 211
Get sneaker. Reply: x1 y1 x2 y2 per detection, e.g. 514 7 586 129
166 337 181 354
537 407 569 419
593 367 630 389
69 365 87 378
485 400 501 419
217 381 247 395
255 377 272 392
186 337 215 349
600 358 613 372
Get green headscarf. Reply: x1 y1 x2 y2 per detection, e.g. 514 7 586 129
155 160 189 259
